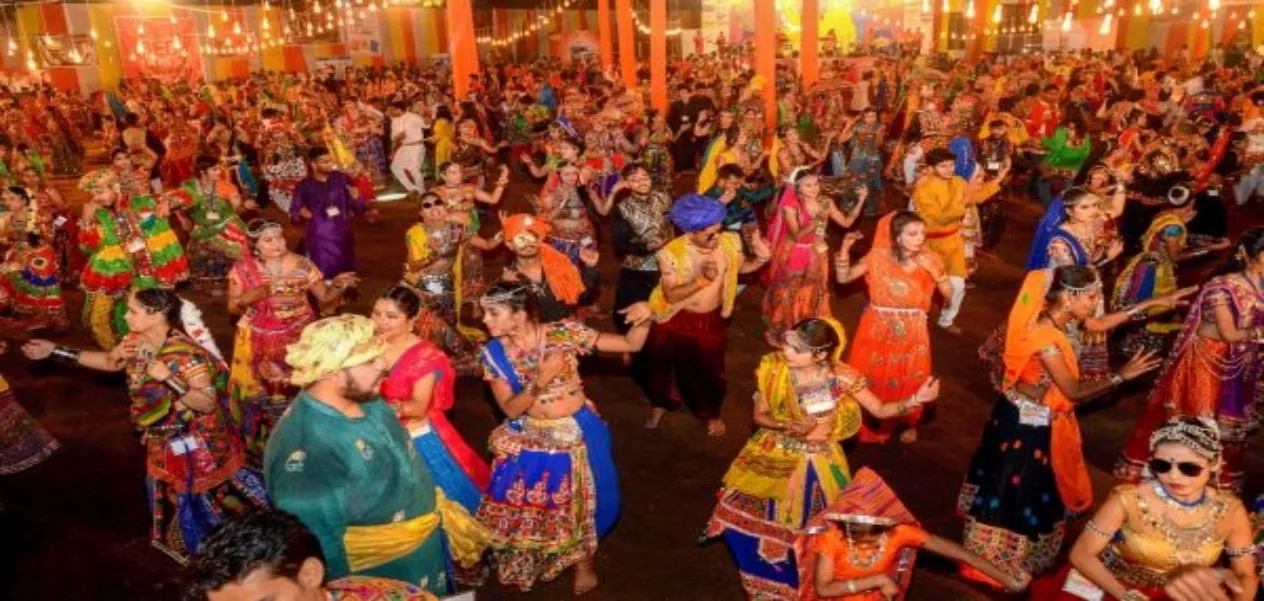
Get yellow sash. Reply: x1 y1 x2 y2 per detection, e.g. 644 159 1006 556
343 490 489 573
647 233 743 322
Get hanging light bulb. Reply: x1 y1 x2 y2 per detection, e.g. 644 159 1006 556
992 5 1002 23
314 1 323 14
221 8 229 22
921 0 930 13
208 24 216 38
1133 4 1141 15
1209 0 1220 11
1099 13 1113 34
138 22 146 35
263 17 271 30
137 39 146 54
6 39 16 54
1171 4 1178 14
173 36 182 50
1200 18 1209 28
1060 11 1072 31
966 0 975 19
942 0 950 11
1027 4 1039 23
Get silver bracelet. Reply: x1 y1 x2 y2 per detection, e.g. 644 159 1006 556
50 346 81 365
1084 520 1116 538
1109 373 1125 387
163 378 188 397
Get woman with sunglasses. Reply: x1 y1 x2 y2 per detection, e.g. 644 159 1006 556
22 288 268 564
402 190 502 374
960 266 1163 587
704 317 939 600
1117 228 1264 493
475 281 653 595
1032 417 1258 601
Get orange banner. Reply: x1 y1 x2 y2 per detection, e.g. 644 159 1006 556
114 16 203 84
597 0 613 72
801 0 819 89
616 0 636 88
755 0 776 133
650 0 667 112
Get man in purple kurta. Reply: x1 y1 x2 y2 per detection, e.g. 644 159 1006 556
290 147 365 279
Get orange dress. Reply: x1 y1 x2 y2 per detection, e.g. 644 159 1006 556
806 524 929 601
848 237 938 442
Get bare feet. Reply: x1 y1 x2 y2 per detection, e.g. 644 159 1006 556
645 407 666 429
573 558 599 595
899 428 919 444
706 419 726 437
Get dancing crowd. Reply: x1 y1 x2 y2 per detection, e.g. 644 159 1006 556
1 37 1263 601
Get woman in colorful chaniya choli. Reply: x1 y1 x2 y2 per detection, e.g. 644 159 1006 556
225 219 357 459
960 267 1162 586
761 170 864 347
704 317 938 600
1033 417 1258 601
22 288 268 564
476 282 654 595
1116 229 1264 494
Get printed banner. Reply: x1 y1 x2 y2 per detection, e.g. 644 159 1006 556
346 17 381 55
36 34 97 67
114 16 203 84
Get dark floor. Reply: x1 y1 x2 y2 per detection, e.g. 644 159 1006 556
0 167 1260 601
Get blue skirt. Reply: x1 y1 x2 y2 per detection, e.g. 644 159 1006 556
478 406 620 589
412 428 484 515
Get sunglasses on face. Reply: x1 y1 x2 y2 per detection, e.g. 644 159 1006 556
420 201 443 209
1148 458 1205 478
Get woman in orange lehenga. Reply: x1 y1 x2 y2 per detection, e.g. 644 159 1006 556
837 211 952 444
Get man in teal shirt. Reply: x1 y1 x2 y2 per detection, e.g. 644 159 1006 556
263 315 449 594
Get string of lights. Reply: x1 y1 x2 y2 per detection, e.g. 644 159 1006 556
475 0 578 47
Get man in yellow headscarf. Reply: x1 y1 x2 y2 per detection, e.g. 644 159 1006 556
264 315 486 594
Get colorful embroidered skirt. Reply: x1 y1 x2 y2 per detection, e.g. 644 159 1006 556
703 433 851 601
0 375 58 475
477 407 619 591
849 305 931 443
147 464 269 564
762 245 832 346
187 233 246 291
958 395 1067 580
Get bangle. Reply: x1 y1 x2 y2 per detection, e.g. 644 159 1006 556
164 378 189 397
50 345 81 365
1109 373 1125 387
845 580 857 594
896 398 910 416
1121 590 1149 601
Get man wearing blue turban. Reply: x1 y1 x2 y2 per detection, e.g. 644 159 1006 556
636 194 772 436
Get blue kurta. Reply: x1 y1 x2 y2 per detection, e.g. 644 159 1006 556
263 393 447 594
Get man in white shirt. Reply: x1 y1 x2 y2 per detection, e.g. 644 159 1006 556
850 72 872 113
387 102 427 193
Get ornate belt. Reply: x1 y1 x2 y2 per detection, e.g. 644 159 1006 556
770 431 833 454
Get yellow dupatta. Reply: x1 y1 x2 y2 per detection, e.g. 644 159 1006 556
1001 270 1092 512
696 137 730 193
